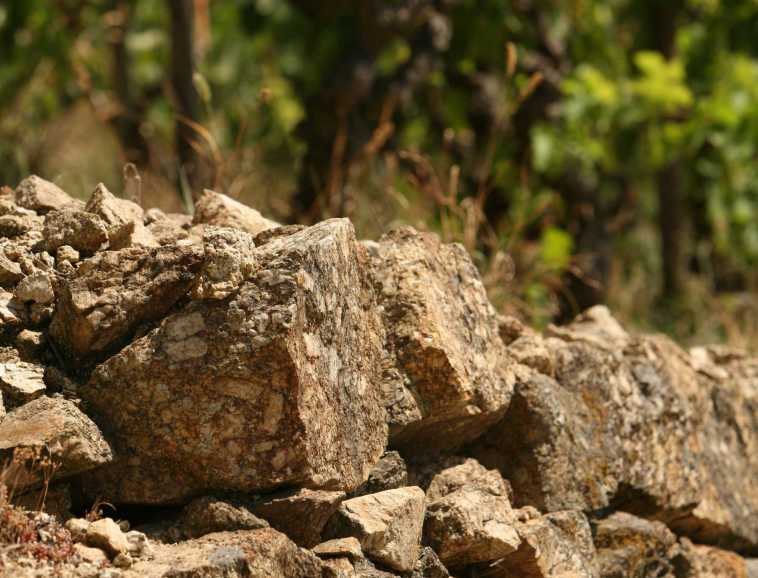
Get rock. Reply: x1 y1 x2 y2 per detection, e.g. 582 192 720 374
353 451 408 497
14 329 46 360
471 306 758 551
0 289 23 333
192 188 279 236
56 245 80 264
14 272 54 304
593 512 680 578
13 482 73 519
80 219 387 504
423 487 520 568
313 537 364 560
507 333 555 375
49 243 204 365
253 224 307 245
178 496 268 539
86 518 130 557
147 217 191 245
679 538 751 578
0 396 113 490
425 458 511 502
496 314 529 345
367 227 517 452
0 213 40 237
73 542 110 565
123 528 323 578
321 557 356 578
85 183 156 249
42 209 109 256
191 226 257 300
325 486 426 572
65 518 91 542
0 250 24 286
113 552 134 568
410 547 451 578
125 530 152 558
252 488 345 548
0 356 46 408
15 175 83 214
480 510 597 578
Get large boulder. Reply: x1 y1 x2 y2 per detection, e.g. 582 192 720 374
192 189 279 236
366 227 517 452
471 306 758 552
79 219 388 504
49 242 205 365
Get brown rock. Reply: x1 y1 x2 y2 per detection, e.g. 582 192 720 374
326 486 426 572
0 396 113 490
423 487 520 568
73 542 109 565
252 488 345 548
313 537 364 560
367 227 517 452
15 175 83 214
86 518 130 557
410 547 451 578
14 271 54 304
0 355 46 408
679 539 750 578
85 183 156 249
43 209 109 255
80 219 387 504
123 528 323 578
0 213 41 237
178 496 268 539
192 188 279 236
191 226 257 300
0 250 24 286
426 458 511 502
14 329 46 360
49 243 204 365
353 451 408 497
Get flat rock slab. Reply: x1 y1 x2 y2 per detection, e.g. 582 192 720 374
0 355 46 408
80 219 387 504
0 396 113 490
367 227 516 452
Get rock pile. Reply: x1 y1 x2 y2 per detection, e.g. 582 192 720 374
0 175 756 577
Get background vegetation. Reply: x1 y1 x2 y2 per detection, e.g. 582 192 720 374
1 0 756 345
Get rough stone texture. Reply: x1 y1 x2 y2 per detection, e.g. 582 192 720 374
353 451 408 497
479 510 597 578
42 209 109 256
410 547 451 578
0 250 24 287
14 329 46 361
86 518 130 557
15 272 54 304
0 396 113 490
313 537 364 560
192 188 279 236
426 458 511 502
80 219 387 504
252 488 345 548
14 175 83 214
367 227 517 452
123 528 323 578
472 305 758 552
0 355 46 408
680 539 750 578
191 226 257 300
423 487 520 568
84 183 156 249
177 496 269 539
326 486 426 572
49 243 204 365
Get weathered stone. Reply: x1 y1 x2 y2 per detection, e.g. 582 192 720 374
326 486 425 572
0 213 41 237
507 333 555 376
80 219 387 504
353 451 408 497
0 288 23 333
43 209 109 255
252 488 345 548
0 356 46 408
85 183 156 249
192 188 279 236
49 243 204 365
368 227 517 452
471 306 758 552
426 458 511 502
679 538 750 578
65 518 91 542
178 496 268 539
86 518 130 557
123 528 323 578
593 512 680 578
253 224 307 246
56 245 81 265
14 329 46 360
497 314 530 345
321 557 356 578
191 226 257 300
480 510 597 578
313 537 364 560
147 216 191 245
423 487 520 568
125 530 152 559
410 547 451 578
15 271 54 304
15 175 83 214
0 396 113 490
73 542 110 565
0 250 24 286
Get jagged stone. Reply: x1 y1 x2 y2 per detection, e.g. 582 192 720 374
426 458 511 502
0 250 24 287
326 486 426 572
0 213 41 237
471 305 758 552
178 496 268 539
123 528 323 578
0 354 46 408
313 537 364 560
86 518 130 557
85 183 156 249
43 209 109 255
252 488 345 548
49 243 204 365
14 271 54 304
79 219 387 504
14 329 46 360
423 487 520 568
192 189 279 236
479 510 597 578
679 538 751 578
367 227 517 452
353 451 408 496
191 226 257 300
253 224 307 245
14 175 83 214
410 547 451 578
0 396 113 490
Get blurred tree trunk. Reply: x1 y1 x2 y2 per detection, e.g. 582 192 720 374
168 0 204 198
